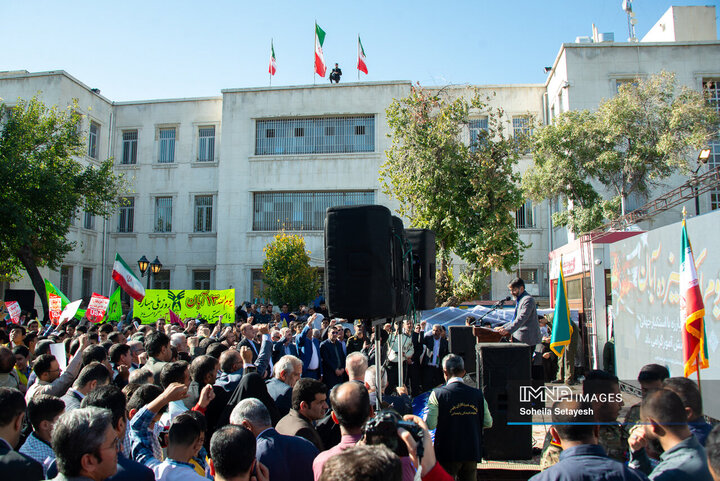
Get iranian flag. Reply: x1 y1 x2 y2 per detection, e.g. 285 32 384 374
357 36 368 74
680 217 709 377
269 40 277 76
112 253 146 302
315 22 327 77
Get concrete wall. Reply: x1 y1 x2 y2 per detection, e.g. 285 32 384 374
642 6 717 43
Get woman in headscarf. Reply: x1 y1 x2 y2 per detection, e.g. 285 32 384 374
218 371 281 427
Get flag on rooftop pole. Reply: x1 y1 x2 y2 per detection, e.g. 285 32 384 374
314 22 327 78
357 35 368 76
680 208 709 378
549 257 573 357
112 253 146 302
269 40 277 77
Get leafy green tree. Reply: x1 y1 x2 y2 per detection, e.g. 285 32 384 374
523 72 720 234
262 232 320 310
382 86 530 304
0 97 124 321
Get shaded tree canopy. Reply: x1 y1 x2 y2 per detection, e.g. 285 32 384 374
261 232 320 310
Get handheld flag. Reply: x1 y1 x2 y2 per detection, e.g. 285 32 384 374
550 258 573 357
106 287 123 323
269 40 277 76
357 36 368 74
168 309 184 328
680 216 709 377
44 279 86 321
315 22 327 77
112 253 146 302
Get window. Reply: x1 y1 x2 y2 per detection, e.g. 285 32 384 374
193 270 211 290
84 212 95 230
615 78 639 93
194 195 213 232
198 126 215 162
512 116 531 137
60 266 73 298
88 121 99 159
122 130 138 164
152 270 171 290
251 269 264 301
704 79 720 210
255 116 375 155
519 268 538 285
154 197 172 232
118 197 134 233
469 118 489 152
516 200 534 228
81 268 93 299
253 191 375 231
158 128 176 163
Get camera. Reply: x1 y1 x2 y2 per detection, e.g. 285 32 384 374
363 410 424 457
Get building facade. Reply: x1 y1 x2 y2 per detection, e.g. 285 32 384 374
1 6 718 316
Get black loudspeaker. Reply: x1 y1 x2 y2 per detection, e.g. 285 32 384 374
325 205 395 319
405 229 435 310
4 289 36 314
476 343 532 460
448 326 476 375
391 216 410 317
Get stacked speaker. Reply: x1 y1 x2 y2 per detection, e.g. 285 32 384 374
324 205 435 320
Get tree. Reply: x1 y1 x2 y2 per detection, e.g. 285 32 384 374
381 86 530 304
261 232 320 310
0 97 124 322
523 72 720 234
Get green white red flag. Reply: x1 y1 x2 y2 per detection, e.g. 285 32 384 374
269 40 277 76
357 36 368 74
315 23 327 77
112 253 146 302
680 218 709 377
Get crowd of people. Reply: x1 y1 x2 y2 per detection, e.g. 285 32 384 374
0 299 484 481
2 276 720 481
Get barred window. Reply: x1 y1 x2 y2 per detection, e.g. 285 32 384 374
60 266 73 299
122 130 138 164
155 197 172 232
153 270 171 290
194 195 213 232
88 121 100 159
516 200 534 229
193 270 211 290
81 268 93 299
84 212 95 230
255 116 375 155
469 118 489 152
253 191 374 231
198 126 215 162
512 116 531 137
703 79 720 211
158 128 176 163
118 197 134 233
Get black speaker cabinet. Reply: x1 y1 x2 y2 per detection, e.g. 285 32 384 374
391 216 410 317
476 343 533 460
448 325 476 375
404 229 435 310
324 205 395 319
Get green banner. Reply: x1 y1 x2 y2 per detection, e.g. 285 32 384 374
106 287 123 323
133 289 235 324
44 279 87 321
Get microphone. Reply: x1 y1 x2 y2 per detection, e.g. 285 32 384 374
494 296 512 307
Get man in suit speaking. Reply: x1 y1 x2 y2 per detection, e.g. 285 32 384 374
495 277 541 348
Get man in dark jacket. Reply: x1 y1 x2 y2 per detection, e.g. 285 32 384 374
426 354 492 481
275 378 327 451
320 327 346 389
0 387 44 480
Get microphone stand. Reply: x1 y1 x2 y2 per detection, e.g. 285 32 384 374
471 301 508 326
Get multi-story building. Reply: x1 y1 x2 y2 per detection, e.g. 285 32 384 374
1 6 717 317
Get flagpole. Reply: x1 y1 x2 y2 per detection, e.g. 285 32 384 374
269 39 272 87
313 21 316 85
697 354 703 396
357 34 360 81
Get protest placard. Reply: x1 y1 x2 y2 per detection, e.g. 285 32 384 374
87 292 110 323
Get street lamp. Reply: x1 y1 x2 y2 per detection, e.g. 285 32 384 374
694 148 711 216
137 255 162 288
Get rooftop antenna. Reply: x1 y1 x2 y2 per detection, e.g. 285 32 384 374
622 0 638 41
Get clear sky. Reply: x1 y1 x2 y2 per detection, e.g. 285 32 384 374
1 0 717 102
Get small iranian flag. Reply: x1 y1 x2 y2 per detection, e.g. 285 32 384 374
357 36 368 74
315 22 327 77
269 40 277 76
680 217 709 377
112 253 146 302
